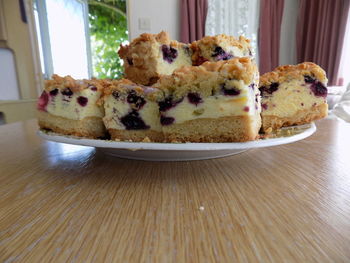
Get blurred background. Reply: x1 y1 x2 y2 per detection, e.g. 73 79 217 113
0 0 349 124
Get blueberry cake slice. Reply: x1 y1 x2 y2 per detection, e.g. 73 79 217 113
259 62 328 131
191 35 252 66
118 31 192 86
103 79 164 142
37 75 106 138
154 57 261 142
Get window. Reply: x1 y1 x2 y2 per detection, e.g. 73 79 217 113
34 0 92 79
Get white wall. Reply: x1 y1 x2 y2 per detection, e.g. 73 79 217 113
0 48 20 100
127 0 180 41
279 0 299 66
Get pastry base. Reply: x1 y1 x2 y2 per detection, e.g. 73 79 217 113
261 103 328 131
162 115 261 143
109 129 164 142
38 111 106 139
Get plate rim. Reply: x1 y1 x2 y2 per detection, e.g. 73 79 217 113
37 122 316 151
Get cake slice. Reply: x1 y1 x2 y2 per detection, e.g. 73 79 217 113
259 62 328 131
191 35 252 66
118 31 192 85
37 75 106 138
103 79 164 142
154 57 261 142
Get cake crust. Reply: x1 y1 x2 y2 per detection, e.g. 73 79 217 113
118 31 191 85
261 103 328 131
155 57 258 99
162 115 261 143
108 129 164 142
191 35 251 65
44 74 106 93
260 62 327 86
38 111 106 138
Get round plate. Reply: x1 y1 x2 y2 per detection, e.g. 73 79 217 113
37 123 316 161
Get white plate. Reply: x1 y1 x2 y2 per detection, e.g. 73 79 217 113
38 123 316 161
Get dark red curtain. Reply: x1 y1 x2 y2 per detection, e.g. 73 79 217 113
258 0 285 74
180 0 208 43
297 0 350 86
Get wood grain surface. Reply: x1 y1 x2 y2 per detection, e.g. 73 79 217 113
0 119 350 262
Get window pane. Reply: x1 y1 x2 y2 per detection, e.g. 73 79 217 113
46 0 89 78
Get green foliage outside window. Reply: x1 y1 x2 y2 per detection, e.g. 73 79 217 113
88 0 128 79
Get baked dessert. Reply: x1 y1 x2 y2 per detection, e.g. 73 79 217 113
154 57 261 142
118 31 192 86
259 62 328 131
37 75 106 138
191 35 252 66
103 79 164 142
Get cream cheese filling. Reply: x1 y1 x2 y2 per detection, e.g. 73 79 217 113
261 80 326 117
46 89 104 120
103 96 161 131
162 88 259 125
156 46 192 76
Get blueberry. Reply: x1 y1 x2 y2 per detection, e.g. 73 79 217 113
259 82 279 95
61 88 73 97
127 90 146 109
212 46 233 60
304 75 315 83
90 86 97 91
112 91 120 99
187 93 202 105
162 45 178 63
194 56 209 66
158 97 183 112
77 96 88 107
127 57 133 65
120 110 149 130
310 82 327 97
37 91 49 111
160 116 175 125
221 83 240 96
261 103 268 110
49 89 58 96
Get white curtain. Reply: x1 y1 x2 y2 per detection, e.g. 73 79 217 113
205 0 260 62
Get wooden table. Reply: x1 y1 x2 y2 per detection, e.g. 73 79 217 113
1 119 350 262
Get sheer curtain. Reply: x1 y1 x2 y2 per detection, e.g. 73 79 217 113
205 0 260 62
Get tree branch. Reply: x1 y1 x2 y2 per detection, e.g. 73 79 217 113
88 0 127 18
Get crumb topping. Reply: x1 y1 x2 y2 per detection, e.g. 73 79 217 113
44 74 105 92
154 57 258 98
191 35 251 51
103 79 162 101
260 62 327 86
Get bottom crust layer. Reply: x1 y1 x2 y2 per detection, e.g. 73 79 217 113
38 111 106 138
162 115 261 143
109 129 164 142
261 103 328 131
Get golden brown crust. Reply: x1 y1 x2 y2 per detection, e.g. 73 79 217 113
118 31 190 85
261 103 328 131
108 129 164 142
154 57 258 99
191 35 251 64
38 111 106 138
44 74 106 93
192 35 251 49
102 79 163 101
260 62 328 86
162 115 261 142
